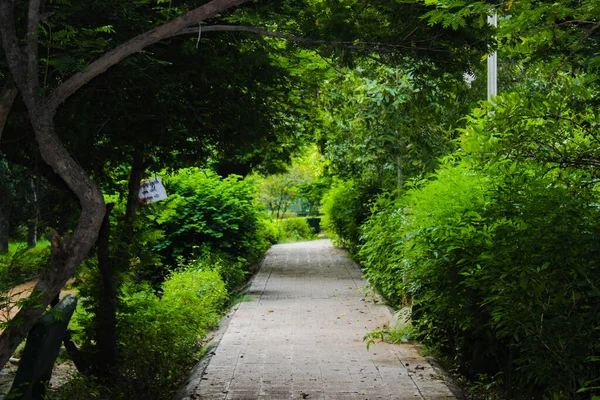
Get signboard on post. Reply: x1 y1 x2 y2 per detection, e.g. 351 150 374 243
138 177 168 203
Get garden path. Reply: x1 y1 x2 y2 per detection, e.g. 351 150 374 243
182 240 456 400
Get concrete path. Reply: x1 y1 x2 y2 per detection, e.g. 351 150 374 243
192 240 455 400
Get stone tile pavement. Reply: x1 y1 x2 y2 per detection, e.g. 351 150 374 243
188 240 456 400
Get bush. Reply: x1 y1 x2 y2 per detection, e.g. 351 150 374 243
358 195 408 305
359 79 600 397
278 211 298 219
361 157 600 397
321 180 379 253
182 247 250 292
115 267 227 398
151 169 271 267
257 216 280 245
276 217 315 243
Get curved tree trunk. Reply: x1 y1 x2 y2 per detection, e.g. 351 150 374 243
0 0 251 370
0 78 18 149
0 79 18 254
0 112 106 369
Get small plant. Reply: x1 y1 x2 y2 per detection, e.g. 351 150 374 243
364 308 414 351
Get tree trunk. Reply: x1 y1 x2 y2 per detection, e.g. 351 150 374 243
95 203 117 376
0 79 18 149
0 184 10 254
124 150 145 243
0 0 252 371
0 114 106 370
91 152 144 376
27 178 38 248
395 154 403 191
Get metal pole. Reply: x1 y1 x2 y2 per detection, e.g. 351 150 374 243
487 13 498 103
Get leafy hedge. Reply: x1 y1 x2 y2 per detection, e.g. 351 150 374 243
358 78 600 398
321 180 379 253
151 168 274 270
361 159 600 397
56 169 277 399
115 267 227 396
67 264 227 399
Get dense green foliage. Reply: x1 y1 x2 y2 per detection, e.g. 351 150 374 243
361 165 600 397
319 61 469 189
65 264 227 399
2 0 599 398
152 169 272 269
0 241 50 287
334 74 600 397
56 169 276 399
115 267 227 396
321 180 379 253
316 2 600 396
257 146 328 218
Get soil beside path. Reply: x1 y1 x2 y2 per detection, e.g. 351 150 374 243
185 240 456 400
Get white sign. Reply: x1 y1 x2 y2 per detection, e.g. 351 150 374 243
138 177 168 203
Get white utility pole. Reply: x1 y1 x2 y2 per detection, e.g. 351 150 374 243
487 13 498 102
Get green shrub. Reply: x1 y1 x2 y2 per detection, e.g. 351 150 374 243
115 267 227 398
358 195 408 305
257 215 280 245
359 79 600 397
410 161 600 396
183 247 249 292
151 169 271 268
276 217 315 243
321 180 379 253
278 211 298 219
362 157 600 397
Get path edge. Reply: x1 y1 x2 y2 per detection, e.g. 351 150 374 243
344 246 464 399
171 255 267 400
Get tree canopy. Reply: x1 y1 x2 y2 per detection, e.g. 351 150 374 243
5 1 598 397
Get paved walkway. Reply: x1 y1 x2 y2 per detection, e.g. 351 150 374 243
191 240 455 400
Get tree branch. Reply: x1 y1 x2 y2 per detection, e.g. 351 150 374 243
26 0 42 94
0 0 253 371
177 24 448 54
45 0 251 113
